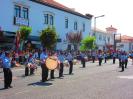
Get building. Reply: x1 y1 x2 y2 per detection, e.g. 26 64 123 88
0 0 92 50
91 25 117 51
116 35 133 52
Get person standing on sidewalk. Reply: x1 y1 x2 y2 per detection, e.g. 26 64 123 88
2 51 13 89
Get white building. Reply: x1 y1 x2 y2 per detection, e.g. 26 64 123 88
91 25 117 51
0 0 92 50
116 35 133 52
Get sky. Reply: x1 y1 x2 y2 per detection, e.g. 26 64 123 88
55 0 133 36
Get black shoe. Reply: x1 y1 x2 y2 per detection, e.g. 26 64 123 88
69 73 74 75
9 86 13 88
119 70 124 72
51 77 55 79
4 87 8 89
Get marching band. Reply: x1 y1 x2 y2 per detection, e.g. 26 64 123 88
0 48 133 89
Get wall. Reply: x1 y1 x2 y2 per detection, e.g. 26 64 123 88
0 0 91 50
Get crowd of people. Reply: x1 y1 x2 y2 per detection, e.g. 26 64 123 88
0 48 133 89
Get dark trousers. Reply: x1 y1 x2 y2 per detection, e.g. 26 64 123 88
105 57 107 63
25 67 29 76
59 63 64 77
3 68 12 88
41 63 48 82
113 57 116 64
30 68 34 75
50 70 54 79
69 61 73 74
119 59 121 68
99 58 102 66
82 59 86 68
92 56 95 63
125 60 128 68
121 61 125 71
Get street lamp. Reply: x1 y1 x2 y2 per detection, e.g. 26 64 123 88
93 15 105 36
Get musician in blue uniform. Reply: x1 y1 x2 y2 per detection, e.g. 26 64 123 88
92 51 96 63
118 52 121 68
66 52 73 75
58 52 65 78
2 51 13 89
80 52 86 68
124 52 128 68
98 50 103 66
112 52 117 64
40 49 48 82
104 52 107 63
120 52 125 72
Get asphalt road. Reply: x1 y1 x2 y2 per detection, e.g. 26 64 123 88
0 59 133 99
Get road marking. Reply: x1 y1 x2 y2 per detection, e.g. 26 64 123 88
15 90 31 95
118 75 133 79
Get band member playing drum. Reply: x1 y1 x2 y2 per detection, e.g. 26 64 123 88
58 52 65 78
49 51 57 79
40 49 48 82
66 52 73 75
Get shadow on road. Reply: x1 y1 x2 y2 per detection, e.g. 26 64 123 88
28 82 53 86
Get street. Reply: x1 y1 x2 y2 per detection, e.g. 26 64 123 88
0 60 133 99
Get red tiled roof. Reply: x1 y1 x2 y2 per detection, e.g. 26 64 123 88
41 0 70 9
120 35 133 42
30 0 93 19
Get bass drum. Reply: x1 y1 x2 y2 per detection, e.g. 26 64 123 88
45 56 58 70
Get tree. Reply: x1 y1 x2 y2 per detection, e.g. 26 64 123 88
66 31 82 50
40 26 58 50
19 26 32 50
80 36 96 51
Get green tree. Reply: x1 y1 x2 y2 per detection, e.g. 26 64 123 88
80 36 96 51
19 26 32 50
40 26 58 50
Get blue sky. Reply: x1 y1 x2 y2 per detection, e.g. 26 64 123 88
55 0 133 36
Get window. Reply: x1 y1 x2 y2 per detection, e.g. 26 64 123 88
108 37 110 43
74 21 78 30
83 23 85 32
14 5 29 19
44 13 54 25
50 15 54 25
14 4 29 26
44 14 48 24
99 35 102 40
65 18 68 28
14 5 21 17
22 7 29 19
